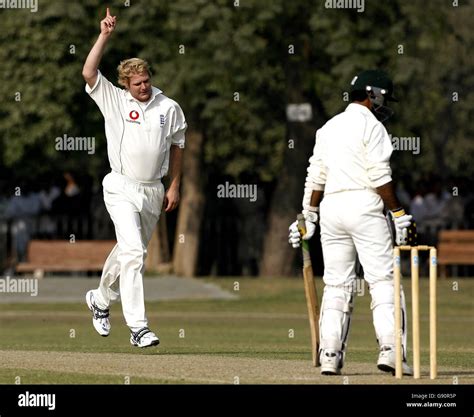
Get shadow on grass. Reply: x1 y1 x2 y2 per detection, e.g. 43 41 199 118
134 350 307 357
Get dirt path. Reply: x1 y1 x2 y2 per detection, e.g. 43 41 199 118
1 350 471 385
0 276 237 303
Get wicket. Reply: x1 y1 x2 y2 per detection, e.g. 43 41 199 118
393 245 437 379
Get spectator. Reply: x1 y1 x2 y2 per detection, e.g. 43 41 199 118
5 183 42 262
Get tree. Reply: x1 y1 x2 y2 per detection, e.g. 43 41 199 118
261 0 474 276
0 0 471 277
0 2 105 181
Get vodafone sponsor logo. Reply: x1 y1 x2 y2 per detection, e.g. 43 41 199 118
126 110 141 124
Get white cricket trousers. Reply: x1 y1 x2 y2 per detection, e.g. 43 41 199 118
94 171 164 331
319 190 405 352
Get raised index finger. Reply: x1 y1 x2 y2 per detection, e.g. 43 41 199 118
106 7 111 17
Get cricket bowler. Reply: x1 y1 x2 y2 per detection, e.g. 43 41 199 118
289 70 414 375
83 9 187 347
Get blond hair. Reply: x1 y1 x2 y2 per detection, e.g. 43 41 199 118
117 58 152 88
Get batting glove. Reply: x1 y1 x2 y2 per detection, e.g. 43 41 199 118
288 209 318 248
389 208 416 246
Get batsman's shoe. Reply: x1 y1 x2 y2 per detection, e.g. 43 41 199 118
377 346 413 376
86 290 110 337
130 327 160 348
320 350 342 375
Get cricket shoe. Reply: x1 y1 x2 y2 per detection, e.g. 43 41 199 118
320 350 342 375
377 345 413 376
86 290 110 337
130 327 160 348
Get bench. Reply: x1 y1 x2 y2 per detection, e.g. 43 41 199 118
16 240 116 275
437 230 474 277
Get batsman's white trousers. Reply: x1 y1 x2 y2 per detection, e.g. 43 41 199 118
94 171 164 331
319 189 403 351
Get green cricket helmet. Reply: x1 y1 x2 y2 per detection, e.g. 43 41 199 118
350 69 397 122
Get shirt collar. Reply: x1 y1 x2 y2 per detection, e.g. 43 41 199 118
345 102 376 119
125 86 162 104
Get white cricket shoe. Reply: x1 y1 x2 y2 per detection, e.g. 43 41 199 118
86 290 111 337
377 346 413 376
130 327 160 348
320 350 342 375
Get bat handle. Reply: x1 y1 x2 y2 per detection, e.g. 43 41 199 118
297 213 306 237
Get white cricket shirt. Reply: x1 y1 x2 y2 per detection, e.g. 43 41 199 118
303 103 393 208
86 71 187 182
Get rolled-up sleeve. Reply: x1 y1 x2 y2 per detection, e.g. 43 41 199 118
302 130 326 209
170 102 187 147
364 122 393 188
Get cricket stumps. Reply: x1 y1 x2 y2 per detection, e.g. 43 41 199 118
393 245 437 379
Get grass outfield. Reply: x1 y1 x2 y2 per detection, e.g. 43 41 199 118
0 277 472 384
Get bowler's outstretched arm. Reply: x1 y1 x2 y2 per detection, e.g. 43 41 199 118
82 8 116 88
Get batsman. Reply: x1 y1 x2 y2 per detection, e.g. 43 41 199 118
289 70 415 376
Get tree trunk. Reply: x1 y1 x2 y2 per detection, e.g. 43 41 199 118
145 214 171 273
172 131 205 277
260 52 327 277
260 123 317 276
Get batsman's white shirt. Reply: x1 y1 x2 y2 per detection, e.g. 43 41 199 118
85 70 187 182
303 103 392 208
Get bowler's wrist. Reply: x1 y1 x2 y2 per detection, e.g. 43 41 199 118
98 32 112 41
168 182 180 192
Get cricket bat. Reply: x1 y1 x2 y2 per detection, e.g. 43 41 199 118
297 214 321 367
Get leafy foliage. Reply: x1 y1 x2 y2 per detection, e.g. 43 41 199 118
0 0 471 185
